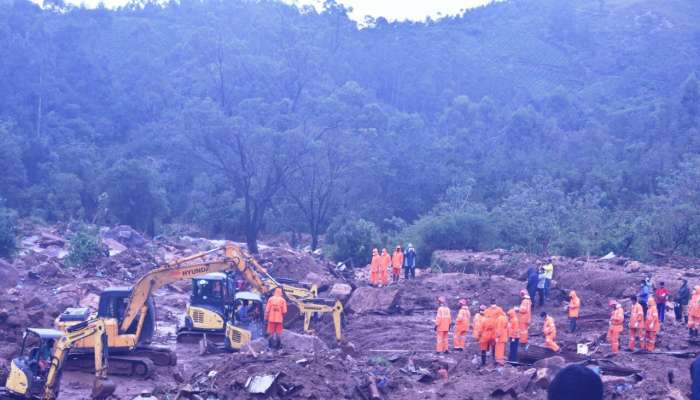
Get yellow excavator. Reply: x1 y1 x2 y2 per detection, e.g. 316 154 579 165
54 247 247 377
0 318 115 400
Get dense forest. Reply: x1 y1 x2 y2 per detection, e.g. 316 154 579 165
0 0 699 265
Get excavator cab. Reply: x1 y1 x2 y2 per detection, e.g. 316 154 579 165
180 273 237 335
4 329 64 398
225 292 264 350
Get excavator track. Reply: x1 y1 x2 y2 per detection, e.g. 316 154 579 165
64 353 156 379
131 345 177 366
175 329 226 344
0 387 19 400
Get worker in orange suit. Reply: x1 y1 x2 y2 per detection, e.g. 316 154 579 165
628 295 645 351
435 297 452 354
369 248 380 286
518 290 532 347
494 311 508 365
480 299 505 366
608 300 624 354
265 287 288 349
391 246 404 284
453 298 471 351
688 286 700 338
507 307 520 362
380 248 391 286
644 297 660 351
541 311 560 352
567 290 581 333
473 305 485 342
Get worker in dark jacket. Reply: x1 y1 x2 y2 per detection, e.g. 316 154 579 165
691 354 700 400
526 266 538 302
403 244 417 280
678 279 691 324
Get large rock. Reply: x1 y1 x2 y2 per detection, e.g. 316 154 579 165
0 259 19 289
345 287 400 314
279 331 329 353
327 283 353 301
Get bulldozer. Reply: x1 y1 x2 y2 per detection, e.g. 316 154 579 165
0 319 116 400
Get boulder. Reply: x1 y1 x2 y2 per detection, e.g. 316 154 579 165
35 262 61 278
0 259 19 289
103 238 127 256
624 261 642 273
327 283 353 301
345 287 400 314
279 330 328 353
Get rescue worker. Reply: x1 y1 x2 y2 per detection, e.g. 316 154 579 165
391 245 404 284
265 287 288 349
567 291 581 333
689 286 700 338
473 305 485 342
453 298 470 351
542 258 555 300
541 311 560 352
639 278 651 316
480 299 505 366
608 300 624 354
507 307 520 362
518 290 532 347
369 248 381 286
494 310 508 365
644 297 660 352
629 295 645 351
655 281 669 323
435 297 452 354
380 248 391 286
404 244 417 279
676 279 690 324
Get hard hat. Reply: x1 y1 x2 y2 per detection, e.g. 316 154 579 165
479 304 486 311
569 290 576 297
438 296 446 304
608 299 617 307
458 298 467 306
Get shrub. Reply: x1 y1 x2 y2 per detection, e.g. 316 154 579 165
325 218 381 267
0 206 17 258
67 226 104 267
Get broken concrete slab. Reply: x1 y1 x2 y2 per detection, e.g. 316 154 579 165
103 238 127 256
328 283 353 301
346 287 400 314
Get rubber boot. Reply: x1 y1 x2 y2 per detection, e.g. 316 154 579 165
481 351 486 367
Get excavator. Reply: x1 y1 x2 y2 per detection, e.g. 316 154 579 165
0 318 115 400
54 246 248 377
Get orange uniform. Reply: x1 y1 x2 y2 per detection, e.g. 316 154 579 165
472 312 483 340
608 304 624 353
453 305 471 350
435 305 452 353
265 288 288 334
369 249 381 285
480 305 505 352
688 286 700 331
519 295 532 344
507 309 520 340
568 291 581 318
380 249 391 285
494 314 508 365
629 302 645 351
644 298 660 351
543 316 560 352
391 248 404 281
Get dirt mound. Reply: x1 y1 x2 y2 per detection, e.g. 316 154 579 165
258 247 338 289
0 259 19 288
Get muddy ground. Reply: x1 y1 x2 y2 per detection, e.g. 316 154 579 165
1 224 699 399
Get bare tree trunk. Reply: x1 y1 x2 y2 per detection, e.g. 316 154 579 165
246 224 259 254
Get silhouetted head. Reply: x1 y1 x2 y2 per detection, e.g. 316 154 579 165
630 295 638 304
548 365 603 400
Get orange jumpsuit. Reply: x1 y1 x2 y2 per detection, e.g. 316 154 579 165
265 289 288 334
518 296 532 344
608 305 624 353
472 313 483 341
391 249 404 281
543 316 560 352
644 298 660 351
480 305 505 352
494 314 508 365
380 249 391 285
688 287 700 331
435 305 452 353
369 250 381 285
629 302 644 351
568 291 581 318
453 306 471 350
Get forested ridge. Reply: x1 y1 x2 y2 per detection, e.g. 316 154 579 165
1 0 699 264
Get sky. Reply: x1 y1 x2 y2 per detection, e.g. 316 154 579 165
38 0 496 22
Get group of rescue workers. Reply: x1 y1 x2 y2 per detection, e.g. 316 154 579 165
433 289 570 365
368 244 417 285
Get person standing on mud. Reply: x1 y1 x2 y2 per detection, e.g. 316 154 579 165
638 278 651 316
369 248 381 286
608 300 624 354
480 299 505 366
391 245 404 284
380 248 391 286
507 307 520 362
537 268 547 306
542 258 555 300
473 305 485 343
644 297 660 351
677 279 690 324
654 281 669 323
628 295 645 351
404 244 417 279
453 298 470 351
526 266 538 303
688 286 700 338
566 291 581 333
435 297 452 354
518 290 532 348
265 288 288 349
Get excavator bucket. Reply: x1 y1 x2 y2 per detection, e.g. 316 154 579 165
91 377 116 399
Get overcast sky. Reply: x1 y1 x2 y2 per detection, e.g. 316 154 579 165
42 0 495 22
